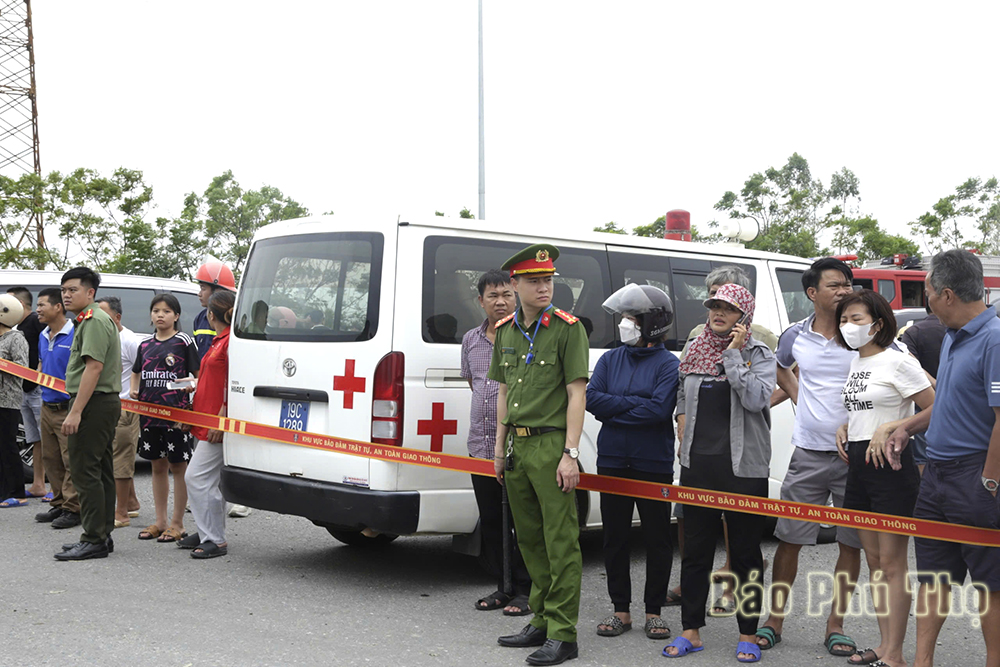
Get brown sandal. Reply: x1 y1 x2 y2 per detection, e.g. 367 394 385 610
157 527 187 543
138 524 162 540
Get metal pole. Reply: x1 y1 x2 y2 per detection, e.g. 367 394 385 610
501 482 512 595
477 0 485 221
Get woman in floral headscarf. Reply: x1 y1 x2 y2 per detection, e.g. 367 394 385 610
663 283 776 663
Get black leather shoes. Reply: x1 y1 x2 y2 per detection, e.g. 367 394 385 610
51 511 81 529
526 639 578 666
55 540 109 561
35 506 62 523
62 535 113 554
498 624 547 648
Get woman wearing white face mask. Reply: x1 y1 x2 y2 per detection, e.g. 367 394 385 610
666 283 775 662
834 289 934 667
587 284 679 640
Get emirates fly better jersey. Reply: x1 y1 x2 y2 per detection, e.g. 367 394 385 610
132 331 200 429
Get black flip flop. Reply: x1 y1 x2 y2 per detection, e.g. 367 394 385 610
503 594 532 616
475 590 512 611
755 626 781 650
191 540 228 559
176 532 201 550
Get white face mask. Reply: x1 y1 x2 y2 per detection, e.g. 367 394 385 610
619 319 642 346
840 322 877 350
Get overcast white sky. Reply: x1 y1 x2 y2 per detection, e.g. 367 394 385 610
29 1 1000 248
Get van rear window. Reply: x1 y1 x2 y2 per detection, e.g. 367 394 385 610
234 233 383 342
422 236 613 347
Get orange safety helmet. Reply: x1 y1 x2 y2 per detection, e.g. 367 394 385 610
195 257 237 292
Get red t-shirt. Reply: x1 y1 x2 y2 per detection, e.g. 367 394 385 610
192 328 229 442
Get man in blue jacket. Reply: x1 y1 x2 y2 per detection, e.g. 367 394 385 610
587 283 678 640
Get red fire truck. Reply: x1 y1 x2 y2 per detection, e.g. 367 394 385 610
837 253 1000 310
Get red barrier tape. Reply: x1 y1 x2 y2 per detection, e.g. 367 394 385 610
4 358 998 547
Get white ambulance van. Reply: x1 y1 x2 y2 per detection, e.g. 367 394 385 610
221 216 814 547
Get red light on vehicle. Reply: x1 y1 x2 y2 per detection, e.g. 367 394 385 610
371 352 404 446
664 209 691 242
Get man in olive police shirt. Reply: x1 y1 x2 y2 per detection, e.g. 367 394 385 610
489 243 589 666
55 267 122 561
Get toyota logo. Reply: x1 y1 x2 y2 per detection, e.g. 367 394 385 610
282 358 297 377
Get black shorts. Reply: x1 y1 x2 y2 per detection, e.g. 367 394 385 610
915 453 1000 591
138 427 194 464
843 440 920 518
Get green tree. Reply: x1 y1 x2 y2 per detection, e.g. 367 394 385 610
830 215 918 262
593 221 627 235
183 170 308 274
632 216 664 238
910 177 1000 253
0 171 60 268
715 153 836 256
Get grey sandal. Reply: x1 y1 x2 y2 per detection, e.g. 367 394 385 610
596 615 632 637
644 616 670 639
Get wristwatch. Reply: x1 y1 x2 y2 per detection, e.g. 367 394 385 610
563 447 579 460
983 476 999 493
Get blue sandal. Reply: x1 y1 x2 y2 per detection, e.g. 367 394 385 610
737 640 761 663
662 636 704 658
0 497 28 508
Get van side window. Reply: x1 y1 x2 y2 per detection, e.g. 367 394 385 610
609 253 756 352
422 237 614 347
775 268 811 324
234 233 383 341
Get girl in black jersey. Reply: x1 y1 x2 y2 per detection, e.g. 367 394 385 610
130 294 200 543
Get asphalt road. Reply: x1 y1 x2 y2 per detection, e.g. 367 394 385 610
1 464 988 667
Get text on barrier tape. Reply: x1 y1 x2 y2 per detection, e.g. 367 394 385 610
2 357 998 547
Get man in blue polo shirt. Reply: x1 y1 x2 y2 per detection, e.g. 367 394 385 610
886 249 1000 667
33 288 79 529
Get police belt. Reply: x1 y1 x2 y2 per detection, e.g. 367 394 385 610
510 425 562 437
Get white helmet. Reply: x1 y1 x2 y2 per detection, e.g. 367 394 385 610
0 293 24 327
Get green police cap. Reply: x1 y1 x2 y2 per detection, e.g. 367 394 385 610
502 243 560 277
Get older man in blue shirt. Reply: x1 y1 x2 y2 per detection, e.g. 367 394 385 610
886 249 1000 667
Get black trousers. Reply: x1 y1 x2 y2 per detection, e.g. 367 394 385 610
471 472 531 596
680 453 767 635
67 394 120 544
598 466 673 615
0 407 22 500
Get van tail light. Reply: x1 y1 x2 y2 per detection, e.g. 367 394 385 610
371 351 404 446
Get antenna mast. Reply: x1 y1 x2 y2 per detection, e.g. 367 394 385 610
0 0 44 266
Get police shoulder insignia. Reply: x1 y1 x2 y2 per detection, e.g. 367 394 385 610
553 308 578 324
495 312 516 329
75 308 94 324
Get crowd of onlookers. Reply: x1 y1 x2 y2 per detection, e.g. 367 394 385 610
464 249 1000 666
0 259 249 562
0 248 997 666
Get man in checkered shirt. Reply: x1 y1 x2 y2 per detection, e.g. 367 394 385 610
461 269 532 616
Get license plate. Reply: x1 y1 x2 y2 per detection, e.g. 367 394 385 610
280 400 310 432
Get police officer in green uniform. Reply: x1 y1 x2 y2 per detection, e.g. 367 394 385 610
55 267 122 561
489 244 590 666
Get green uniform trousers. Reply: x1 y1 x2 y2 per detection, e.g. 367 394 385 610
67 393 121 544
505 430 582 642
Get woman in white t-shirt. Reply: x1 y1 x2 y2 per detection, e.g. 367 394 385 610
834 289 934 667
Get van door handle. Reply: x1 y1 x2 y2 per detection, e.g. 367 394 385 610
253 386 330 403
425 368 467 389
